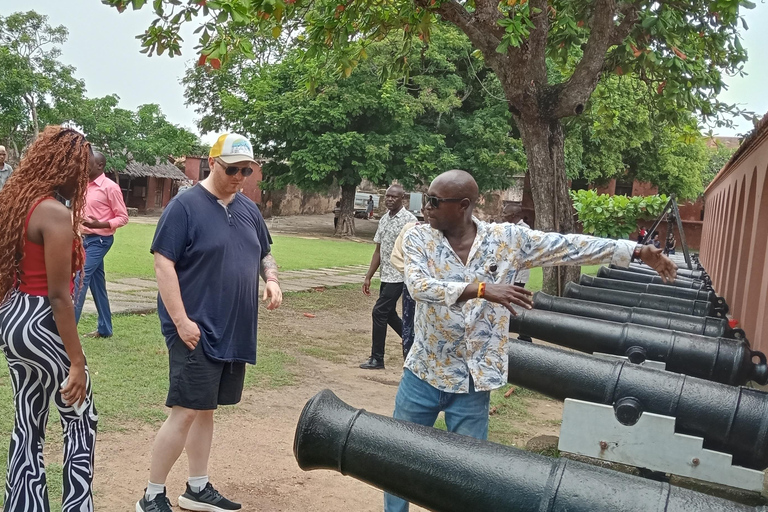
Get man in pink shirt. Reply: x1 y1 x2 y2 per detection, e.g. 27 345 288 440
74 151 129 337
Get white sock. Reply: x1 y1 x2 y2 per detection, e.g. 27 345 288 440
145 482 165 501
188 475 209 493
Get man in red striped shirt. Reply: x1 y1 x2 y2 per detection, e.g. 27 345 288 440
74 151 129 337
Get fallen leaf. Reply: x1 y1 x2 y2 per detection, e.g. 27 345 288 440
303 313 316 318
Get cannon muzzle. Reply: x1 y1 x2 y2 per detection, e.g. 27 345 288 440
506 340 768 470
509 307 766 385
294 389 767 511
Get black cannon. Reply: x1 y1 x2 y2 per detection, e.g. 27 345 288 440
294 390 768 512
624 263 709 282
564 282 721 317
598 266 707 290
579 275 727 312
506 340 768 471
508 308 766 385
534 292 746 340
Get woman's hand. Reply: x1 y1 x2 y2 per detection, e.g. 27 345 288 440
61 362 87 407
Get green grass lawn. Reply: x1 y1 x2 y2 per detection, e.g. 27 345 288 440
106 223 374 279
525 264 600 292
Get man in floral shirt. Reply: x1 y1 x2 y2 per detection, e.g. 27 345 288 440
383 170 676 512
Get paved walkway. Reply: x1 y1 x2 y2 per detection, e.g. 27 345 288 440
81 264 370 316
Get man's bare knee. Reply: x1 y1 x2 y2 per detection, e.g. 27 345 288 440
168 406 200 428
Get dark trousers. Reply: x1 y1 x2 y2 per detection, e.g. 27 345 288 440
401 287 416 359
371 282 404 361
513 281 533 342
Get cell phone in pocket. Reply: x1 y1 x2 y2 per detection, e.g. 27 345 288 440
60 377 89 416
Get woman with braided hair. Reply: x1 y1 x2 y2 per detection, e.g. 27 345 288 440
0 126 98 511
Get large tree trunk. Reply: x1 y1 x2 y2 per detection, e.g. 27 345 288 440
336 183 357 237
515 112 581 295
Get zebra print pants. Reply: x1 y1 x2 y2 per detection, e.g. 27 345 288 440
0 290 98 512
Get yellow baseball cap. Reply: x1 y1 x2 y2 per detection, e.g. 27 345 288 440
209 133 256 164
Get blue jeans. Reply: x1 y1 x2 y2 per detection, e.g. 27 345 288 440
384 369 490 512
401 288 416 359
74 235 114 336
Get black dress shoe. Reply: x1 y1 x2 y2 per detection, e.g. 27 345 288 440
360 357 385 369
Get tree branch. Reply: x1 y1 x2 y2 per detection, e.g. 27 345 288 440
526 0 549 85
610 2 640 46
473 0 504 40
417 0 501 55
553 0 622 119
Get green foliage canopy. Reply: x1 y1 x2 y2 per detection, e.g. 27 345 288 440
0 11 85 152
570 189 668 239
564 75 711 201
182 27 526 193
76 96 207 172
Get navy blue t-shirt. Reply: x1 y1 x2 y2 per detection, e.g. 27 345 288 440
150 184 272 363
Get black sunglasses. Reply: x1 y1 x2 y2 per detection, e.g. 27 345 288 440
424 194 464 209
217 159 254 177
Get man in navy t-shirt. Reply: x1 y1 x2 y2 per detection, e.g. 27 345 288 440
137 133 283 512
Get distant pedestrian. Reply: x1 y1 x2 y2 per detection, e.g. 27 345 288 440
333 200 341 230
73 151 129 338
360 185 416 369
665 233 676 255
367 195 375 219
637 227 648 244
651 231 661 249
0 145 13 191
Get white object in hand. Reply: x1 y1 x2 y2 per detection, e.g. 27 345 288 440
60 376 89 416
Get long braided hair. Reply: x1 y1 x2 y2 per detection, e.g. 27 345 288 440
0 126 91 301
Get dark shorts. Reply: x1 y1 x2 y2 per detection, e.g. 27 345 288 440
166 339 246 410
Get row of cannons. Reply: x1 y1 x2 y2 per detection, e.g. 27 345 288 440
294 256 768 511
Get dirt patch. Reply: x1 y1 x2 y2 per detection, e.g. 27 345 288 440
82 287 562 510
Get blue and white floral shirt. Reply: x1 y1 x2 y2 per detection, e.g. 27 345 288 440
402 219 635 393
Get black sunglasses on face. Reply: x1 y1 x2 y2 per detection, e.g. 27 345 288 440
424 194 464 209
217 159 254 177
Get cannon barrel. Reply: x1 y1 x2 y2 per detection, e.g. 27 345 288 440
623 263 709 282
506 340 768 470
564 282 720 317
534 292 746 340
508 308 767 385
598 266 706 290
294 389 767 512
579 275 723 310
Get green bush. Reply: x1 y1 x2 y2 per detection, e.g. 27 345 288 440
570 189 668 239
